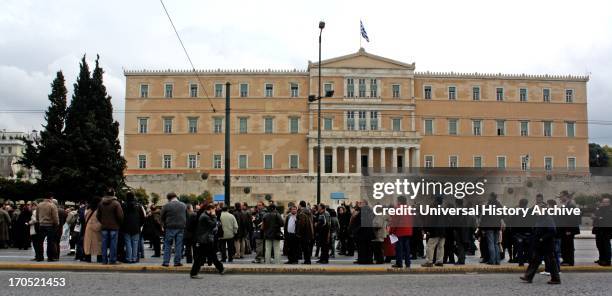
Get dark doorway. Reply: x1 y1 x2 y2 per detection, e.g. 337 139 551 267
325 155 333 173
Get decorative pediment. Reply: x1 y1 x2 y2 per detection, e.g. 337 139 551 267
309 48 415 70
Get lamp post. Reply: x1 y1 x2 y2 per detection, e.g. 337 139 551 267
308 21 334 205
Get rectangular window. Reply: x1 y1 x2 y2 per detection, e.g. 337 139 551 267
289 154 299 169
347 111 355 130
473 156 482 168
358 111 367 130
448 86 456 100
213 154 222 169
370 79 377 97
424 86 432 100
290 83 299 97
496 120 505 136
520 88 528 102
358 79 366 97
265 83 273 97
496 88 504 101
238 155 248 169
448 119 458 135
264 154 273 169
472 120 482 136
264 117 274 134
324 83 333 94
138 118 148 134
565 89 574 103
425 155 434 168
140 84 149 98
544 121 552 137
392 118 401 131
392 84 400 98
521 155 529 171
188 117 198 133
370 111 378 130
472 86 480 101
163 155 172 169
138 155 147 169
424 119 434 135
213 117 223 133
545 157 553 171
190 84 198 97
215 83 223 97
520 121 529 136
164 84 173 98
240 83 249 97
347 78 355 97
567 157 576 171
239 117 248 134
289 117 299 134
497 156 506 169
543 88 551 102
163 118 173 134
566 121 575 137
324 118 333 131
188 154 197 169
449 155 458 168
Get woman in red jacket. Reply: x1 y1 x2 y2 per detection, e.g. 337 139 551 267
389 196 413 268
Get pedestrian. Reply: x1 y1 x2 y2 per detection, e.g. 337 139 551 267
262 204 284 264
315 204 331 264
144 205 162 257
351 200 375 264
35 193 60 261
184 204 198 264
83 197 102 263
390 196 413 268
15 203 32 250
97 189 124 264
28 202 39 259
0 206 11 249
593 197 611 266
558 191 580 267
190 204 224 278
251 201 266 263
422 195 446 267
296 200 314 264
160 192 187 267
219 206 238 262
512 199 533 267
233 202 250 259
121 192 145 263
481 192 503 265
521 202 561 285
284 205 299 264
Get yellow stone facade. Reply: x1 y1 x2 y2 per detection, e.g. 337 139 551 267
123 48 588 176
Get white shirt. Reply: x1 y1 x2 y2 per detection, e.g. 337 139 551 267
287 214 297 234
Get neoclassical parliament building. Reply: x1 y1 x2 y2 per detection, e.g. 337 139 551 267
124 48 589 186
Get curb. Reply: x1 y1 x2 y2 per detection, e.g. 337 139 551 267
1 263 610 274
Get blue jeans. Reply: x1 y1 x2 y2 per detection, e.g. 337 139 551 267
395 236 411 267
163 228 184 265
101 230 118 264
485 230 500 264
124 233 140 262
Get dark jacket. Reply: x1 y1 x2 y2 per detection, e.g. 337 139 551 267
122 201 145 235
233 209 252 239
160 199 187 229
296 207 314 241
184 211 198 242
97 196 124 230
195 212 217 245
262 210 284 240
593 205 612 235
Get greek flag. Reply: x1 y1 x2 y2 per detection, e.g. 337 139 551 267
360 20 369 42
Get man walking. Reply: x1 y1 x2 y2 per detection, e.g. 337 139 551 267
161 192 187 267
97 188 124 264
521 202 561 285
190 204 224 278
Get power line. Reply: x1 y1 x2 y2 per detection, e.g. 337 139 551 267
159 0 216 113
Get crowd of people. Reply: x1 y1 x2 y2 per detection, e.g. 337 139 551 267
0 190 610 283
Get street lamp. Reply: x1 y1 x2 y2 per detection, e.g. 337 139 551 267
309 21 335 205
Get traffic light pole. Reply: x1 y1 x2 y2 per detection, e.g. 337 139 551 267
224 82 231 206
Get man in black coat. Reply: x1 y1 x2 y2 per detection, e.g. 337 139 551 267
351 200 375 264
521 202 561 284
190 204 224 278
558 191 580 266
593 197 611 266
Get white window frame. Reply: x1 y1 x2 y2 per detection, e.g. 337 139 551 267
163 154 172 169
472 119 482 136
214 83 224 97
448 86 457 100
164 83 173 98
543 121 553 137
392 84 401 98
448 118 458 135
424 155 434 168
520 155 530 171
473 155 483 168
346 78 355 97
264 117 274 134
472 86 480 101
496 87 504 101
565 89 574 103
140 84 149 98
290 82 299 98
189 83 198 98
213 117 224 133
567 157 576 171
240 83 249 97
163 117 173 134
188 117 198 133
391 118 402 132
520 121 529 137
138 117 148 134
519 88 528 102
449 155 458 168
289 154 299 169
264 83 274 97
566 121 575 138
497 156 507 169
213 154 223 169
423 85 432 100
187 154 198 169
544 156 553 171
424 118 434 135
496 120 506 136
239 117 248 134
289 117 300 134
264 154 273 169
238 154 248 169
323 117 333 131
542 88 551 102
138 154 147 169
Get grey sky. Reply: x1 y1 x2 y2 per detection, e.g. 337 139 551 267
1 0 611 145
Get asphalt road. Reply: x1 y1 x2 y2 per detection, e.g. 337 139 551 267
1 270 610 296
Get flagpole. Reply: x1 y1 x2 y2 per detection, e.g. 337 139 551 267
359 20 362 49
